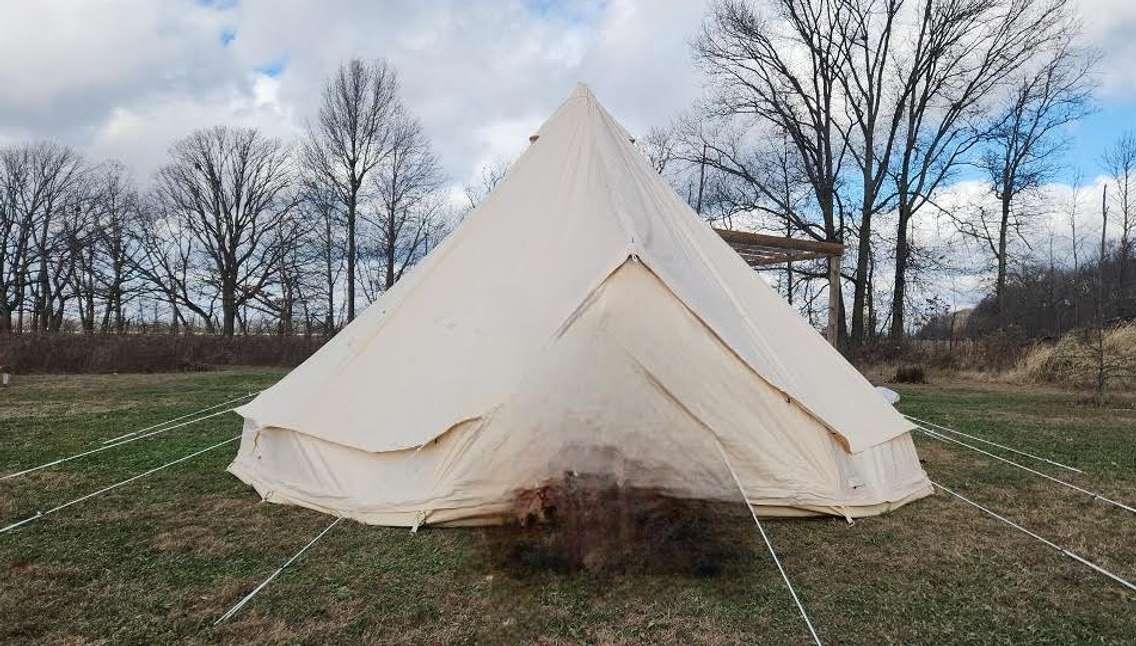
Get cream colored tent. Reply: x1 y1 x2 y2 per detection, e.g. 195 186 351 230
229 84 932 527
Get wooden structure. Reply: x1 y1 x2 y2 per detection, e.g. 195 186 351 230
714 228 845 346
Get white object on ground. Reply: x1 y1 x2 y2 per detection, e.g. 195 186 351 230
875 386 900 405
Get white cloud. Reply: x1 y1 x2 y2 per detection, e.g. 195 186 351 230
1079 0 1136 98
0 0 713 185
0 0 1130 193
893 173 1122 310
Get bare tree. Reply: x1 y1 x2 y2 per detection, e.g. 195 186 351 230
640 126 680 175
93 162 144 333
970 36 1095 317
887 0 1072 338
0 143 86 332
364 114 447 294
462 159 510 210
830 0 908 345
146 126 299 336
1102 131 1136 286
0 147 36 332
62 162 144 333
136 191 214 333
250 206 314 335
298 180 345 332
696 0 850 342
67 172 102 333
302 58 400 323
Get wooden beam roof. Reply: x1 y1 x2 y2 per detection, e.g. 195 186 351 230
714 228 844 267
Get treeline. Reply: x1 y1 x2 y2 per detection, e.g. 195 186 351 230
920 247 1136 341
0 59 467 338
3 0 1133 349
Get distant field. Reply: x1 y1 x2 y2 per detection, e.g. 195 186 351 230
1 372 1133 644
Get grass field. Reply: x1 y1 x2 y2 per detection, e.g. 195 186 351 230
1 371 1133 644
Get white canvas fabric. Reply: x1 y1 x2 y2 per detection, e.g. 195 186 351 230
229 84 932 526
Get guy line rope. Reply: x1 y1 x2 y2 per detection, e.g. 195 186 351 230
903 414 1081 474
0 434 242 535
931 480 1136 593
213 516 344 625
2 392 257 481
714 441 823 646
101 392 257 444
912 425 1136 516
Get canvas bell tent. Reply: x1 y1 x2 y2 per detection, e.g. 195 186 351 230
229 84 933 527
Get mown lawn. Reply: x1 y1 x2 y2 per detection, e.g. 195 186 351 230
0 371 1133 644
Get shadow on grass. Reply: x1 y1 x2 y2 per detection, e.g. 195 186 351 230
479 472 753 579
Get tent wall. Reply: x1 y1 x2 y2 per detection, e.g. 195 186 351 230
231 261 931 526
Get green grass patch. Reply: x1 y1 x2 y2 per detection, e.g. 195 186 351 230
1 373 1133 644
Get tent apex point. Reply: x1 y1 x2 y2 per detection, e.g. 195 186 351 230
569 82 595 99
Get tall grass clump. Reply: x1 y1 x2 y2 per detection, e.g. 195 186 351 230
1011 324 1136 390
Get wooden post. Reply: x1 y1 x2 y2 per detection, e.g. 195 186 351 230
827 254 841 348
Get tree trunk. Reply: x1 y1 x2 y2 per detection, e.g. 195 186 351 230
222 280 237 336
385 206 396 290
346 192 357 322
851 210 872 346
1096 185 1108 404
851 149 876 347
996 193 1011 320
890 199 912 340
324 212 336 332
827 255 841 348
818 193 846 346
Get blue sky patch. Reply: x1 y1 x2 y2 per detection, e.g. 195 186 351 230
522 0 606 24
219 27 237 46
1062 101 1136 181
255 57 288 78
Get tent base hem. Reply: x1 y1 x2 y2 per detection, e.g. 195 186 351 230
228 462 934 527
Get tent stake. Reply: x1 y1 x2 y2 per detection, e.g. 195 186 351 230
931 480 1135 593
905 414 1081 474
914 426 1136 516
715 443 823 646
101 392 257 444
214 516 343 625
2 408 237 481
1 435 241 535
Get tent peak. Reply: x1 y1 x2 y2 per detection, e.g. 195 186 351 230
568 82 596 101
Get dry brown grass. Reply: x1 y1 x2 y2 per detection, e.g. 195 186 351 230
1009 324 1136 389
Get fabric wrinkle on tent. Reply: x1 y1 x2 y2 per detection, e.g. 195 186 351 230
229 84 933 527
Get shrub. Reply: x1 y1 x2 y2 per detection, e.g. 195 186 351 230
892 365 927 384
0 333 326 374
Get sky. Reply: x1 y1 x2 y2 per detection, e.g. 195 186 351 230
0 0 1133 308
0 0 1132 187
